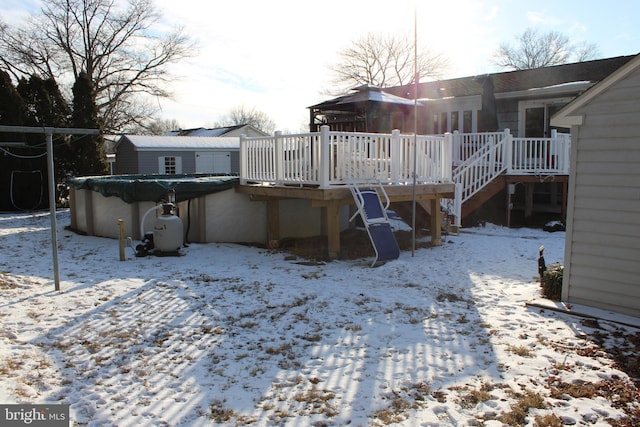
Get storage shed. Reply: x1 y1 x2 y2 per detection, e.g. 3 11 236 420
551 53 640 317
114 135 240 175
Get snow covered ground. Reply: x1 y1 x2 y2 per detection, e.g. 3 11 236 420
0 210 638 426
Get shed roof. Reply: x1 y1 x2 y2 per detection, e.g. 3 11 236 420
118 135 240 151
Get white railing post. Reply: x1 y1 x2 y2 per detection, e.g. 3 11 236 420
550 129 558 173
454 183 462 228
240 134 247 185
443 132 453 181
391 129 400 184
504 128 512 173
319 125 330 188
452 130 460 164
274 130 283 184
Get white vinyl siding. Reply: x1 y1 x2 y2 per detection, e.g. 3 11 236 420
563 69 640 317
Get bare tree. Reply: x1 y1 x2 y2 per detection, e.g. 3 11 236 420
493 28 600 70
221 105 276 134
573 40 601 63
0 0 196 133
328 32 449 94
138 118 183 135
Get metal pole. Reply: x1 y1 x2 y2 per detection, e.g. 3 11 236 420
411 6 418 257
46 131 61 291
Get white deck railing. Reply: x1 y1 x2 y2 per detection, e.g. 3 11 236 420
511 131 571 175
452 129 571 176
448 128 570 226
241 126 571 228
240 126 453 188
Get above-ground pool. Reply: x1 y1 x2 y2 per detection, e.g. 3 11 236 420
66 174 345 245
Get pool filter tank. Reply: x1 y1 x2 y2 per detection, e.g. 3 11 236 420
153 203 184 253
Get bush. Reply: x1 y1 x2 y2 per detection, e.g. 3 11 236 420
541 263 563 300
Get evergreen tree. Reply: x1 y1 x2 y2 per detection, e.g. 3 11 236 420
0 70 28 141
17 75 74 185
0 72 49 210
17 75 70 128
71 71 107 177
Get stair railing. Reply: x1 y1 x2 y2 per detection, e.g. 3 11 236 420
450 129 511 226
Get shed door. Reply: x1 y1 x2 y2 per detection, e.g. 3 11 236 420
196 151 231 173
213 152 231 173
196 152 214 173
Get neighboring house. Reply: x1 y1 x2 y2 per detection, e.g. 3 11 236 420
165 124 269 138
103 135 119 174
114 135 240 175
551 53 640 318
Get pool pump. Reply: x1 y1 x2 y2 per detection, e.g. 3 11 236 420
136 191 184 257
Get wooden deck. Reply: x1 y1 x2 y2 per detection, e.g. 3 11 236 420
237 127 571 257
237 182 455 259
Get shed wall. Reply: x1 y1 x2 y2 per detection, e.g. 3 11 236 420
137 151 196 174
563 70 640 317
114 140 139 174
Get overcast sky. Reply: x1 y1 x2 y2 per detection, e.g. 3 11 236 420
3 0 640 132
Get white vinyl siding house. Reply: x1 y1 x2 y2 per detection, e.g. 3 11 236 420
551 54 640 317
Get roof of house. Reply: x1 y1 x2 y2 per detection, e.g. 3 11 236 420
386 55 638 100
117 135 240 151
551 53 640 127
165 124 268 137
309 85 422 110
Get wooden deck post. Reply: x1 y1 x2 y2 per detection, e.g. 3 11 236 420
430 197 442 246
267 199 280 248
326 200 341 259
561 180 568 222
525 183 534 220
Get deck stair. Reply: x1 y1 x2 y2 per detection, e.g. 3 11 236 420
459 175 507 219
450 130 510 224
449 129 570 225
349 182 400 266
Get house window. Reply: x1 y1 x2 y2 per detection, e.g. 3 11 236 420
440 112 448 133
158 156 182 174
463 111 473 133
519 99 572 137
451 111 459 132
165 157 177 173
434 109 478 133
